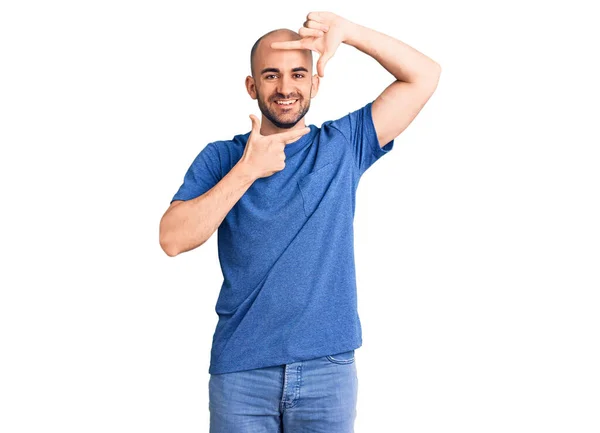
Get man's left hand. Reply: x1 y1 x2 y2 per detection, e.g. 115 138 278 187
270 11 349 78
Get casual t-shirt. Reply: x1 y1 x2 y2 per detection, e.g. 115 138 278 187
171 101 394 374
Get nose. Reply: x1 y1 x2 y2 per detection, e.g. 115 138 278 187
276 75 296 98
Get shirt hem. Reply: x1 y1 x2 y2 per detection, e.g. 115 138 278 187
208 340 363 375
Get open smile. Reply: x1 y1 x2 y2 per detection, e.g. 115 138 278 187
274 99 298 108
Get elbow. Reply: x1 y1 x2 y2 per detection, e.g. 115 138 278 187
159 224 180 257
159 213 181 257
159 212 207 257
160 235 179 257
159 231 207 257
163 246 179 258
419 63 441 90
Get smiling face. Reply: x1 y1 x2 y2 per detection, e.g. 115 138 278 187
246 29 320 133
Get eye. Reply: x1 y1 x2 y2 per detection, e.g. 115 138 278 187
265 75 276 79
294 74 305 78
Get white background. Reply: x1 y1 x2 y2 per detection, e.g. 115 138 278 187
1 0 599 432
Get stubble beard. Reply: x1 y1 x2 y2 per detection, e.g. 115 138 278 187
256 88 311 130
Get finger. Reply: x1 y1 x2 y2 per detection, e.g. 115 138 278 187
317 51 333 78
279 126 311 144
299 27 324 38
307 11 326 22
304 19 329 32
270 40 305 50
249 114 261 135
277 126 311 144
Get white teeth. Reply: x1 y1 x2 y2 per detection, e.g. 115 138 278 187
276 99 297 105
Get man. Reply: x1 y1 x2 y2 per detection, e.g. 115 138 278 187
159 11 440 432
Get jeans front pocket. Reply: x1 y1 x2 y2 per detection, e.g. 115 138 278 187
297 162 334 217
326 349 355 365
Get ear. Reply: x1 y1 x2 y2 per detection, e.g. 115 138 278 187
310 74 320 99
245 76 257 100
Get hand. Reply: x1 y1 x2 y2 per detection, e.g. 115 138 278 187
270 11 348 78
239 115 311 180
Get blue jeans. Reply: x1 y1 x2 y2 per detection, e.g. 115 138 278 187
209 349 358 433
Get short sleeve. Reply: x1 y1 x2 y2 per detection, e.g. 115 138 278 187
329 101 394 177
170 143 222 203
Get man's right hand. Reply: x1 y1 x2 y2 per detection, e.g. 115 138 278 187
239 115 311 180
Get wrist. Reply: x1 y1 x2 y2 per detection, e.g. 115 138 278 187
233 160 259 184
340 18 360 45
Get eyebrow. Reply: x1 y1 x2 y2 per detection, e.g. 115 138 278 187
260 67 309 75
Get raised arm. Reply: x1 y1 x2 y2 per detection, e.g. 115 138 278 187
271 11 441 147
341 16 441 146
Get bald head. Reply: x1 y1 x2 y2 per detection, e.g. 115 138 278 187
250 29 313 78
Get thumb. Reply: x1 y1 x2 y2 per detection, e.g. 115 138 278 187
317 51 333 78
249 114 261 135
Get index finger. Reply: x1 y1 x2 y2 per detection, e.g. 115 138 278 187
277 126 311 144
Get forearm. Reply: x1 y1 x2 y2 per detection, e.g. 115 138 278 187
159 162 257 257
342 19 440 84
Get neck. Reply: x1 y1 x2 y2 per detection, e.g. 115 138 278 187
260 117 307 137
